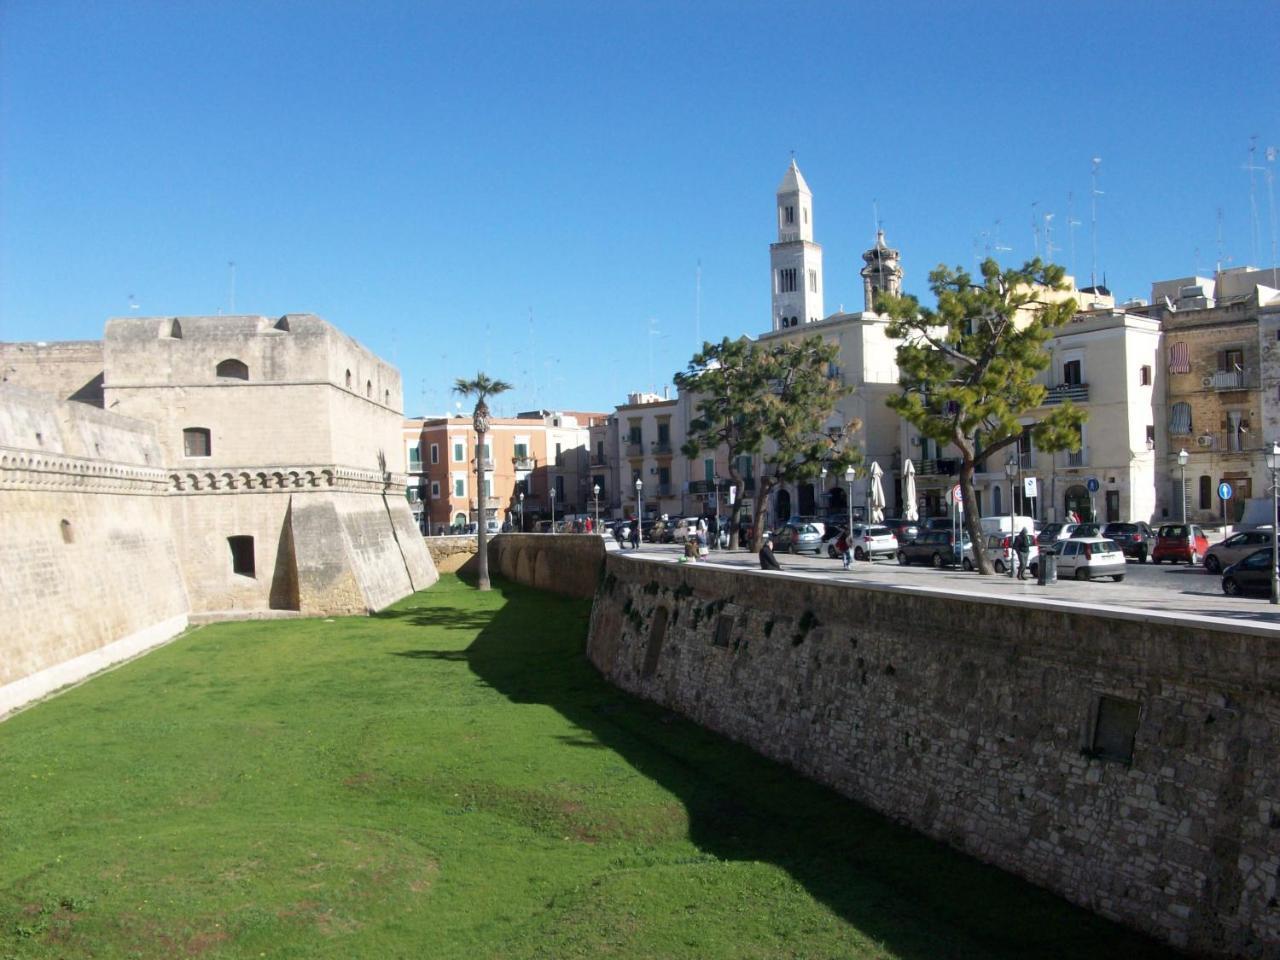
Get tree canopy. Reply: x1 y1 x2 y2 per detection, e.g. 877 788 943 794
675 335 859 549
875 258 1086 573
453 372 512 590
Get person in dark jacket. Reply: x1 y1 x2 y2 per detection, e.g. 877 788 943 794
1013 526 1032 580
629 518 641 551
759 533 782 570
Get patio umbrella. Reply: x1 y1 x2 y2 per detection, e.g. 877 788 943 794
869 460 886 523
903 459 919 521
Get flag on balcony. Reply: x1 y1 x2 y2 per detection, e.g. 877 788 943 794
1168 341 1190 374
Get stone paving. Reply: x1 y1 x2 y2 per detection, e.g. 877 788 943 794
609 540 1280 634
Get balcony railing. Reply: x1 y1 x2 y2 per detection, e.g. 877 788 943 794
1188 431 1258 453
473 458 494 471
512 456 536 470
589 455 608 466
656 483 674 496
1041 383 1089 405
1206 370 1255 391
651 441 673 455
911 458 960 476
1066 448 1087 467
626 443 643 457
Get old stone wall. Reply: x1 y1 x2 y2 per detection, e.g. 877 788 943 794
0 340 105 406
490 534 605 598
426 535 479 574
586 556 1280 958
0 387 188 716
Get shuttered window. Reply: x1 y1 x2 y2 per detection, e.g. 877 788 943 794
1169 342 1190 373
1169 402 1192 434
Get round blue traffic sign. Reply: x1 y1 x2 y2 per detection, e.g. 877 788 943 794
1085 477 1099 493
1218 481 1233 501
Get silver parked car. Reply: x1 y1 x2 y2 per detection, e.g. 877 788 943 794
1204 528 1274 574
1051 537 1126 581
774 522 824 555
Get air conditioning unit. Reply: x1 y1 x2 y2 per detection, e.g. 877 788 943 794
1201 376 1214 387
1197 435 1215 447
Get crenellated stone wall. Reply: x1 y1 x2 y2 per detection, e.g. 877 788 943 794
586 555 1280 958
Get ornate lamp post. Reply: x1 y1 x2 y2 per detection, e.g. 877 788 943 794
549 486 556 534
593 483 601 532
1005 454 1017 578
1177 448 1189 523
712 473 721 550
1267 442 1280 605
844 465 855 542
518 491 524 532
820 465 828 513
635 477 644 529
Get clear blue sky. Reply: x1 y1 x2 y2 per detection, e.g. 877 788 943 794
2 1 1277 416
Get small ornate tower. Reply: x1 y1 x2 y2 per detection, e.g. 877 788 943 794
860 230 903 312
770 159 824 331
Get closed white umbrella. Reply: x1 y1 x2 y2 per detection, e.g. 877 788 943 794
870 461 886 523
903 459 919 522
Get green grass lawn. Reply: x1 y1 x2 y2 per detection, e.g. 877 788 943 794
0 574 1177 959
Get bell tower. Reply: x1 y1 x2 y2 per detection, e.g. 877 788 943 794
769 159 824 332
860 229 903 312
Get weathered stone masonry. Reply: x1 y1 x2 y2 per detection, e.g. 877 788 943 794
587 554 1280 958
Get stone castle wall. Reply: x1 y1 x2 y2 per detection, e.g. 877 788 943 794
1 340 106 406
490 533 605 598
586 555 1279 958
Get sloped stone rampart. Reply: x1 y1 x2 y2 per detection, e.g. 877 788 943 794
586 556 1280 958
425 535 479 574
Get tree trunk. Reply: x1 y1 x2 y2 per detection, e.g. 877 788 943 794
724 468 743 549
750 478 776 552
475 431 490 591
957 459 993 574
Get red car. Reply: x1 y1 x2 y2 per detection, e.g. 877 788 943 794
1150 523 1209 565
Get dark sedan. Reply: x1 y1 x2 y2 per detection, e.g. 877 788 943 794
1221 547 1276 596
1102 521 1154 562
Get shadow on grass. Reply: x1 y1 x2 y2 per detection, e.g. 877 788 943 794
399 575 1178 960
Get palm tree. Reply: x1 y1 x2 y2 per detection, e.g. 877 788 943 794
454 372 512 591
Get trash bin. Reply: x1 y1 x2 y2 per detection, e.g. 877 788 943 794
1037 552 1057 585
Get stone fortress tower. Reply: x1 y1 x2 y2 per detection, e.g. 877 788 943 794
769 159 824 330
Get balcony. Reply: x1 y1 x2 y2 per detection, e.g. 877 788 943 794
656 483 674 496
1188 431 1258 453
1066 448 1087 468
911 458 960 476
1206 370 1255 391
651 441 673 455
1041 383 1089 405
589 455 608 467
512 456 536 471
473 458 494 471
626 443 643 457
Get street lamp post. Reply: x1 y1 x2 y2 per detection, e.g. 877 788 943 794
713 474 721 550
1005 455 1017 578
593 484 600 532
518 491 524 532
549 487 556 534
1268 442 1280 605
1177 448 1189 524
820 466 828 513
844 466 855 552
635 478 644 536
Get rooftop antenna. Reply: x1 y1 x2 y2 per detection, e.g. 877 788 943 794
1067 192 1082 279
128 293 139 311
1216 206 1228 274
992 218 1012 258
1245 135 1264 266
228 261 236 313
1090 157 1103 290
1043 212 1058 262
1266 146 1279 288
695 259 701 351
872 199 881 235
1030 201 1041 258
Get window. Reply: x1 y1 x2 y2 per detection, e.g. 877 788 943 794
408 444 421 469
713 614 735 648
228 536 255 577
482 442 492 462
453 476 465 497
1063 359 1082 385
1139 365 1152 386
785 205 794 224
555 442 562 466
595 440 604 461
1146 425 1156 445
345 369 352 388
777 268 797 293
365 380 372 398
167 318 183 339
60 519 74 544
183 427 211 457
384 389 389 406
629 425 641 445
1219 348 1244 372
216 358 249 380
704 458 714 483
1168 342 1190 373
1088 696 1141 765
1199 475 1212 510
803 207 808 224
431 481 440 498
430 443 439 464
657 423 670 445
555 475 565 499
453 440 464 462
809 269 818 292
1169 402 1192 434
642 606 668 679
483 478 492 498
514 442 528 459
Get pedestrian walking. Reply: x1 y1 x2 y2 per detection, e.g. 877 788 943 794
629 518 641 551
1014 526 1032 580
759 533 782 570
836 528 851 570
613 524 625 549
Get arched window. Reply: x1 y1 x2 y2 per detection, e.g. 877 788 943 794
366 380 372 398
216 358 249 380
345 370 352 388
166 318 183 339
384 389 390 406
183 427 211 457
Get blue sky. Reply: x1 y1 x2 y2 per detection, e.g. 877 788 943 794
2 1 1277 416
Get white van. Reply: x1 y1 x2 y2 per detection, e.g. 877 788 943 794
979 515 1037 537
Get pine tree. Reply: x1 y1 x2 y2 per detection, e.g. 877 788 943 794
676 335 859 550
876 258 1087 574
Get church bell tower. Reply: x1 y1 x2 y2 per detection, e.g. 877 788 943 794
769 159 824 331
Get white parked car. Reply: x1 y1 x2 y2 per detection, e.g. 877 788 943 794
1049 537 1126 582
982 532 1039 574
843 524 898 561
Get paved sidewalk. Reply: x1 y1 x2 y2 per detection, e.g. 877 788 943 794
612 542 1280 635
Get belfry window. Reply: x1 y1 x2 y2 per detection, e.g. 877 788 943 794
228 536 256 577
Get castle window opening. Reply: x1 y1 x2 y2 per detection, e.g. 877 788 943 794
60 519 74 544
366 380 372 398
183 427 211 458
167 318 183 339
712 614 735 648
216 358 249 380
1139 365 1152 386
345 370 352 388
228 536 256 577
384 389 389 406
641 606 669 679
1088 695 1141 765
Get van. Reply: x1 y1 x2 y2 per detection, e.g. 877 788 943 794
979 515 1037 537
